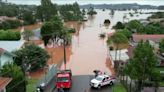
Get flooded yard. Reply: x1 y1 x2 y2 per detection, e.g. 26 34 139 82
24 9 164 77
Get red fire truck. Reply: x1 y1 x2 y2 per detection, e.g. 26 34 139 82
56 70 72 89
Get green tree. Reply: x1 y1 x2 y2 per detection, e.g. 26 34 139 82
39 0 57 21
124 41 157 92
41 16 63 46
14 44 50 71
22 30 34 41
107 32 128 60
107 32 128 74
0 30 20 40
59 2 83 21
159 39 164 54
126 20 143 33
0 63 26 92
87 7 97 16
82 8 86 15
113 21 125 29
22 10 36 25
117 28 132 39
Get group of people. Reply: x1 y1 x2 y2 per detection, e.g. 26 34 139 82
93 70 106 77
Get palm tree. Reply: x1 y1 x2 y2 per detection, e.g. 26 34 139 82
22 30 34 41
107 32 128 76
107 32 128 61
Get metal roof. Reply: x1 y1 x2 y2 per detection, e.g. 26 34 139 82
0 41 25 52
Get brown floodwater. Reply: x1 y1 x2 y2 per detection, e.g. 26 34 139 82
26 9 164 77
60 9 163 76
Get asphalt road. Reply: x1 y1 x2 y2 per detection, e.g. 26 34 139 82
53 75 112 92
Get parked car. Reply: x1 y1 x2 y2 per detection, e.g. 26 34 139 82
90 74 116 89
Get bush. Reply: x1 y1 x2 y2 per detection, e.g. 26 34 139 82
0 30 21 40
0 20 22 30
68 28 76 33
14 44 50 71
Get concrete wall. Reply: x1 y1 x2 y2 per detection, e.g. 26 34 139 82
0 53 13 68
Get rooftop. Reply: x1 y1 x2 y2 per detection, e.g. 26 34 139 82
57 74 70 77
0 77 12 91
0 41 25 52
132 34 164 43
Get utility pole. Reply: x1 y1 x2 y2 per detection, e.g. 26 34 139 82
63 36 66 70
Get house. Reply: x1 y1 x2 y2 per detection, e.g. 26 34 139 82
0 41 25 52
0 48 14 69
132 34 164 43
0 41 25 68
0 77 12 92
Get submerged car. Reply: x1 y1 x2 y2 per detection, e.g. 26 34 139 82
90 74 116 89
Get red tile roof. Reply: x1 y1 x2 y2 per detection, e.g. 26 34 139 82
132 34 164 43
0 77 12 91
127 45 135 58
0 48 5 55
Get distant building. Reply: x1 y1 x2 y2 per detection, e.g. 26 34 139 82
0 77 12 92
0 16 17 23
128 34 164 67
132 34 164 43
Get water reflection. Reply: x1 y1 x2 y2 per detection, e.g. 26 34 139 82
25 9 164 77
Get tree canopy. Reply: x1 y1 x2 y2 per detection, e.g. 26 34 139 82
0 30 20 40
116 28 132 39
126 20 143 32
124 41 158 91
0 20 22 30
37 0 57 21
59 2 83 21
41 15 64 46
113 21 125 29
22 30 34 41
87 7 97 16
13 44 50 71
0 63 26 92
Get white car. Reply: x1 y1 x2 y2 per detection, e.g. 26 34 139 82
90 74 116 89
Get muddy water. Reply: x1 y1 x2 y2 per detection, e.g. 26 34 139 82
60 9 164 76
27 9 163 77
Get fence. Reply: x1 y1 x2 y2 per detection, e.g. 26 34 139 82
35 64 58 92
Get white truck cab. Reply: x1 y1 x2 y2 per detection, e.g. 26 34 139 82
90 74 116 89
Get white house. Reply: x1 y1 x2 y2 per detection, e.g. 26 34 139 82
0 41 25 68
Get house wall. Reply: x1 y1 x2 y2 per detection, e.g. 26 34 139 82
0 88 6 92
0 53 13 68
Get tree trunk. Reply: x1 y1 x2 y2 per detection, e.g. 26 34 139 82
154 81 158 92
129 79 132 92
115 45 118 61
126 76 128 87
119 49 121 60
137 80 142 92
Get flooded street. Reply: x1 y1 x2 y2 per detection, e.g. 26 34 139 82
23 9 164 78
60 9 159 75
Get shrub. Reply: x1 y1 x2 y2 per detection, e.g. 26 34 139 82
0 30 21 40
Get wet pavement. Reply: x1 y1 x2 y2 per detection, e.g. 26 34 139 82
53 75 112 92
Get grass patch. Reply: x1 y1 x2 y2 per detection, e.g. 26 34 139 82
159 81 164 87
156 67 164 71
26 78 38 92
112 83 127 92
